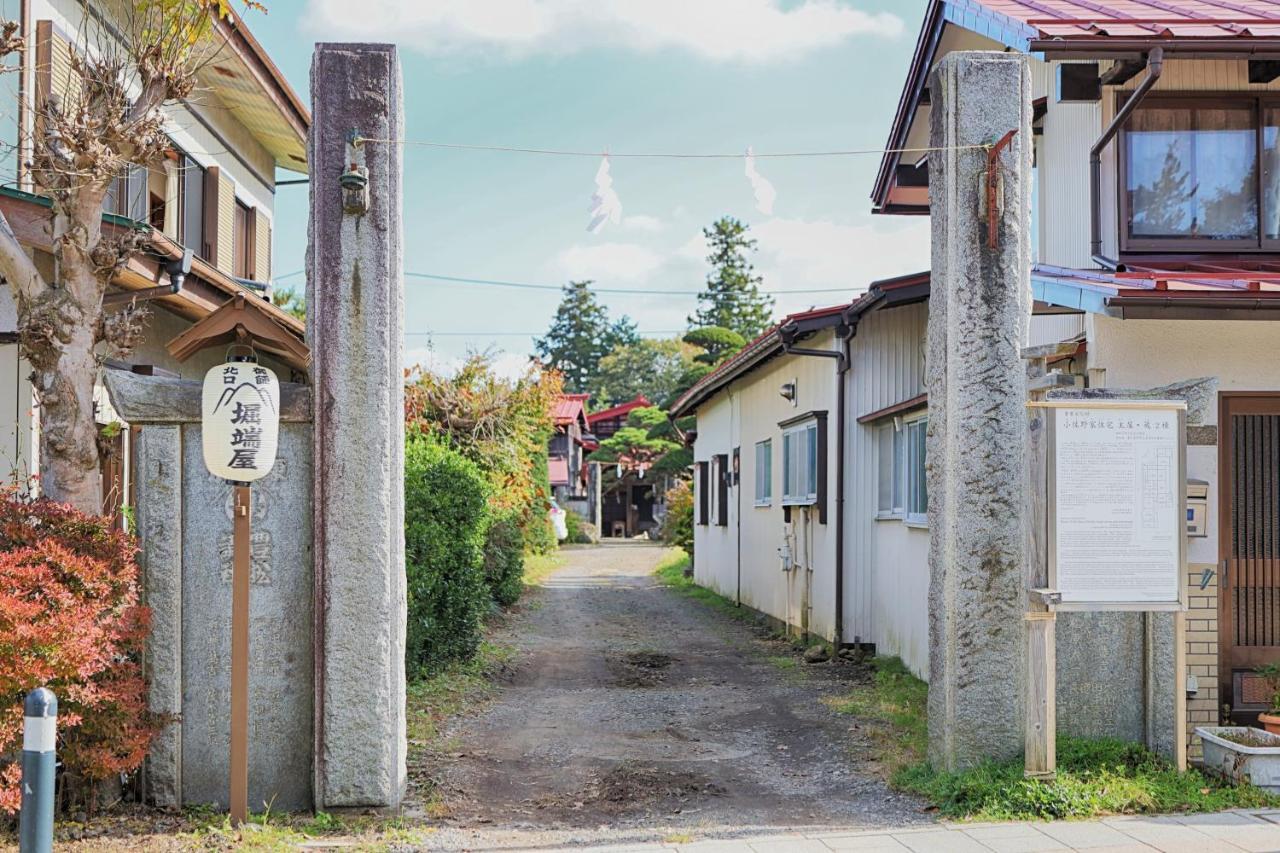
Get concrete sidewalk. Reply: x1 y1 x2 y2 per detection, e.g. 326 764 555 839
566 810 1280 853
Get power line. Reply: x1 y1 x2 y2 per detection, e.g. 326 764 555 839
274 268 859 298
407 329 683 337
350 139 990 159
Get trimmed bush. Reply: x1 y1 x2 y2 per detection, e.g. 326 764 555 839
662 480 694 558
0 491 162 814
405 434 491 679
562 510 594 545
484 509 525 608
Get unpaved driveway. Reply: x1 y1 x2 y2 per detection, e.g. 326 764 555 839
416 544 928 850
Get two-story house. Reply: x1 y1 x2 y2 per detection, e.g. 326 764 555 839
0 1 309 514
673 0 1280 760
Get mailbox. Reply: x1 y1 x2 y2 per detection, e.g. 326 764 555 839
1187 479 1208 538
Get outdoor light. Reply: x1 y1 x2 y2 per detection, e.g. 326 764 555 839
779 382 796 402
202 355 280 482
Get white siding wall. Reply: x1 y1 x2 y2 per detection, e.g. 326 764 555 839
1087 315 1280 569
693 330 840 640
1037 58 1280 267
844 303 930 677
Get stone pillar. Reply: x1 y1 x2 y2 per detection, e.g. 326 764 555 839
308 43 407 809
926 51 1033 771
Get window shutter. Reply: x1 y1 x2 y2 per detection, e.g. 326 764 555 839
697 461 708 525
715 453 729 526
202 165 221 262
255 214 271 281
182 156 206 258
126 164 148 222
216 173 235 273
815 413 828 524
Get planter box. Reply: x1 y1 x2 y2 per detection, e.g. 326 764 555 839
1196 726 1280 793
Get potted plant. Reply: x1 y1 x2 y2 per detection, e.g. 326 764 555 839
1258 662 1280 735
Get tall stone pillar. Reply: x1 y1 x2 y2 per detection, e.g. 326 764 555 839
926 51 1033 771
308 43 406 808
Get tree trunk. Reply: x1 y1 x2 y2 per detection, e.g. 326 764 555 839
34 314 101 513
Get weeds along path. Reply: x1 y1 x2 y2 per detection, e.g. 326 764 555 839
413 543 928 850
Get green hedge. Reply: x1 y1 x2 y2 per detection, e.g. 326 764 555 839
404 433 491 678
484 509 525 608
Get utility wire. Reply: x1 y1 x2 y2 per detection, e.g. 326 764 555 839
350 139 989 159
274 268 859 297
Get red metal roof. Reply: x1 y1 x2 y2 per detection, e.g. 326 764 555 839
587 395 653 425
551 393 590 426
547 456 570 486
979 0 1280 40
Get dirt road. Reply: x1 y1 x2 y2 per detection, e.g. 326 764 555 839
418 544 928 850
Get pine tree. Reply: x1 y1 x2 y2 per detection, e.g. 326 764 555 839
534 281 617 393
689 216 774 338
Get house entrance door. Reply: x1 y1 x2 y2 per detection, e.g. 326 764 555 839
1219 393 1280 722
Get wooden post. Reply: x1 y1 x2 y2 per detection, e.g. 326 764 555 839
230 484 250 825
1022 343 1079 780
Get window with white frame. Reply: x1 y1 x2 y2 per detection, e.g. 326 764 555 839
754 439 772 506
876 423 904 517
876 414 928 524
905 416 928 523
709 454 721 523
782 420 818 505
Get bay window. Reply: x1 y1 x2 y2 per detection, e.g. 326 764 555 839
1122 96 1280 251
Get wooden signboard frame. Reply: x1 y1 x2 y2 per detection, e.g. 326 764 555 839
1023 386 1188 779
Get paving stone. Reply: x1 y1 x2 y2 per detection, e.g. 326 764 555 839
896 829 994 853
1100 817 1247 852
1036 821 1146 849
750 839 832 853
818 834 911 851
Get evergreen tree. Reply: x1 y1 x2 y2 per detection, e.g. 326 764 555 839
534 281 624 394
689 216 774 338
606 315 640 351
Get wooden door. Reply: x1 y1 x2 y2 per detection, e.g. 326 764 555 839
1220 393 1280 721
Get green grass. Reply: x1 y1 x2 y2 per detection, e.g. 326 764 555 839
523 550 566 587
184 806 438 850
826 655 928 777
898 737 1280 821
654 549 746 620
406 639 517 748
825 655 1280 821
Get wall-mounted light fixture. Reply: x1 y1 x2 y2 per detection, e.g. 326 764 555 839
779 382 796 402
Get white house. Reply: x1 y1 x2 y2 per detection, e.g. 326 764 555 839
673 0 1280 756
0 1 309 512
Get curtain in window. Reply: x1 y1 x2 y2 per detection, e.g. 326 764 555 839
1127 104 1256 241
1263 109 1280 241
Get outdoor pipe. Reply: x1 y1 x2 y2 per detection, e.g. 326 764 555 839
1090 47 1163 262
779 319 853 648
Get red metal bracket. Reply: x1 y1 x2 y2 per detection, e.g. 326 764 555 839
987 129 1018 249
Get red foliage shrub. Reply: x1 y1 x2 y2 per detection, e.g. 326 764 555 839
0 489 162 814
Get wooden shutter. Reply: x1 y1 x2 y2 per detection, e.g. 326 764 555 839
216 173 235 273
202 166 221 262
182 156 205 257
696 461 708 525
255 215 272 282
715 453 729 526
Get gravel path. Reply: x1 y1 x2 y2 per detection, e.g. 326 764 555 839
416 543 930 851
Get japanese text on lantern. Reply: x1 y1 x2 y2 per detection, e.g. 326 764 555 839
201 362 280 482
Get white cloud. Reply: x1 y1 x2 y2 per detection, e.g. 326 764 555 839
406 347 535 380
622 214 665 233
751 215 930 313
555 242 664 282
303 0 903 62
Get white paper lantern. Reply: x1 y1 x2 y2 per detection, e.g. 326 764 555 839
201 360 280 482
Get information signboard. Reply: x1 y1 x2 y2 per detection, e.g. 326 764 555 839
1047 400 1186 611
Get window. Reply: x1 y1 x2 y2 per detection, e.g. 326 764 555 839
754 439 772 506
905 417 928 523
876 424 904 517
696 461 709 525
715 453 729 526
782 420 819 505
178 153 205 258
233 200 254 279
876 415 928 524
1121 97 1280 250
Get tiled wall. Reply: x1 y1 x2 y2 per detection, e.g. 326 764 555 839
1186 565 1220 761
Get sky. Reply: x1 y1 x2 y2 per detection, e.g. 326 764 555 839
250 0 933 377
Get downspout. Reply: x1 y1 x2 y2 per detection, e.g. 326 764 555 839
1090 47 1163 266
779 321 851 648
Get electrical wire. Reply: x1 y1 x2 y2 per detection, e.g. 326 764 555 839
351 139 990 159
273 268 860 298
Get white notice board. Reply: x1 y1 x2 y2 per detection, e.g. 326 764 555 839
1047 400 1186 611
